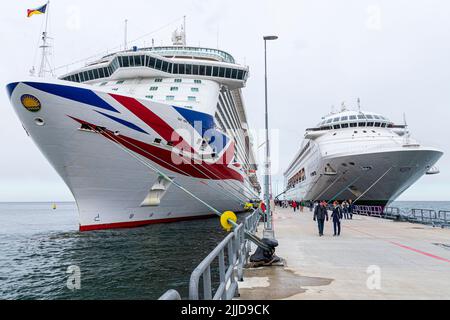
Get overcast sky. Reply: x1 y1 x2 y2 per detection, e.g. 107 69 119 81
1 0 449 202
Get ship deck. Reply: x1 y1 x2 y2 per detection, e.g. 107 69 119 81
238 206 450 300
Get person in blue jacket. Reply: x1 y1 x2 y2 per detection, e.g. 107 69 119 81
331 201 343 237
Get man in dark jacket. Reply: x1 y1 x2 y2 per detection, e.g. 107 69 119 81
348 199 355 220
331 201 343 236
314 201 329 237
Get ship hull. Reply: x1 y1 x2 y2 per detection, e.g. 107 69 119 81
285 149 443 205
7 80 257 231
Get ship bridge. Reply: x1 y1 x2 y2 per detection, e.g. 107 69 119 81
59 46 249 90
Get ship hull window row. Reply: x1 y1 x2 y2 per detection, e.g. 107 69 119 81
61 54 248 83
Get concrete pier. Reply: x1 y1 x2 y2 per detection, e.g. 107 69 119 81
238 207 450 300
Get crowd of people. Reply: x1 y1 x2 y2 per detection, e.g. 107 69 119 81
274 199 355 237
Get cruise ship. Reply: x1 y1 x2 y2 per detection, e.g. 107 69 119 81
283 106 443 206
6 27 261 231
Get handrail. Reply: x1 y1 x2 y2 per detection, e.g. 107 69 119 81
354 205 450 227
158 208 261 300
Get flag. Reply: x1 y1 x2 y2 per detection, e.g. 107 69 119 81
27 3 48 18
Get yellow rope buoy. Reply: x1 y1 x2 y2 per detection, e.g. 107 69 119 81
220 211 237 232
244 203 253 211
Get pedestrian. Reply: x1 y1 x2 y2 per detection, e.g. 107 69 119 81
292 201 298 212
348 199 354 220
260 201 266 214
300 201 304 212
331 201 343 236
314 201 329 237
342 201 349 219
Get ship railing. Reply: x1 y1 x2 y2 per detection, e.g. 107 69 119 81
158 208 261 300
354 205 384 217
158 289 181 301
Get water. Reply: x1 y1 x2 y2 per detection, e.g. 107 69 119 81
0 202 228 300
1 201 448 300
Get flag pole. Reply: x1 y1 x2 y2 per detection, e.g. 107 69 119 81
38 1 51 77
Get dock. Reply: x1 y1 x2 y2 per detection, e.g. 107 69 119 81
238 206 450 300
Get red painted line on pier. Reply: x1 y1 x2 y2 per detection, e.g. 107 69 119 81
389 241 450 264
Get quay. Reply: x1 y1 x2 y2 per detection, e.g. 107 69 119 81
238 206 450 300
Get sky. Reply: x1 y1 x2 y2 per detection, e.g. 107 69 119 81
0 0 449 202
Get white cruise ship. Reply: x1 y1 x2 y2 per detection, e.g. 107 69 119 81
6 28 261 231
283 106 443 206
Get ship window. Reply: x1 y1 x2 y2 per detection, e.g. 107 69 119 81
100 82 107 86
174 79 182 83
363 130 367 133
162 61 169 72
350 123 357 128
341 116 348 121
326 119 333 124
350 116 357 120
185 64 192 75
354 131 358 134
148 57 156 68
212 67 219 77
341 123 349 128
146 95 153 99
116 80 125 84
367 122 374 126
112 88 119 91
98 69 104 78
199 65 206 76
219 67 226 78
237 70 244 80
194 79 202 84
231 69 237 79
374 115 381 119
133 56 141 66
193 65 199 75
170 87 179 91
149 86 158 91
88 70 94 80
179 64 185 74
381 123 387 128
358 122 366 127
191 87 199 92
166 96 175 101
118 56 124 67
375 122 381 127
333 125 340 129
129 56 135 67
154 138 162 144
206 66 212 76
94 69 100 79
155 79 163 83
188 96 197 102
333 118 340 122
357 115 365 119
226 68 232 78
366 115 374 119
155 59 163 70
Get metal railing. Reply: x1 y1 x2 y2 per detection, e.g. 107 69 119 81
354 205 450 227
159 208 261 300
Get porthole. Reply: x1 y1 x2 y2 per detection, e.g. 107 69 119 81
34 118 45 126
114 131 120 136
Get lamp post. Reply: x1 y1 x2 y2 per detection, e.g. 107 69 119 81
263 35 278 239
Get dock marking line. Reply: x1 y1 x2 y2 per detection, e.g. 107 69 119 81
345 225 450 265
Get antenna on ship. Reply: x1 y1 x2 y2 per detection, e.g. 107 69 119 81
403 113 411 145
124 19 128 50
38 1 53 78
171 16 187 46
341 101 347 112
357 98 362 112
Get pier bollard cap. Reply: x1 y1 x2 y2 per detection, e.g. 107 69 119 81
221 211 237 232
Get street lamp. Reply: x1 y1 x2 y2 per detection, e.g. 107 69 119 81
263 35 278 239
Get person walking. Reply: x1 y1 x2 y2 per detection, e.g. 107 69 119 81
342 201 349 219
331 201 343 236
348 199 355 220
314 201 329 237
292 200 298 213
